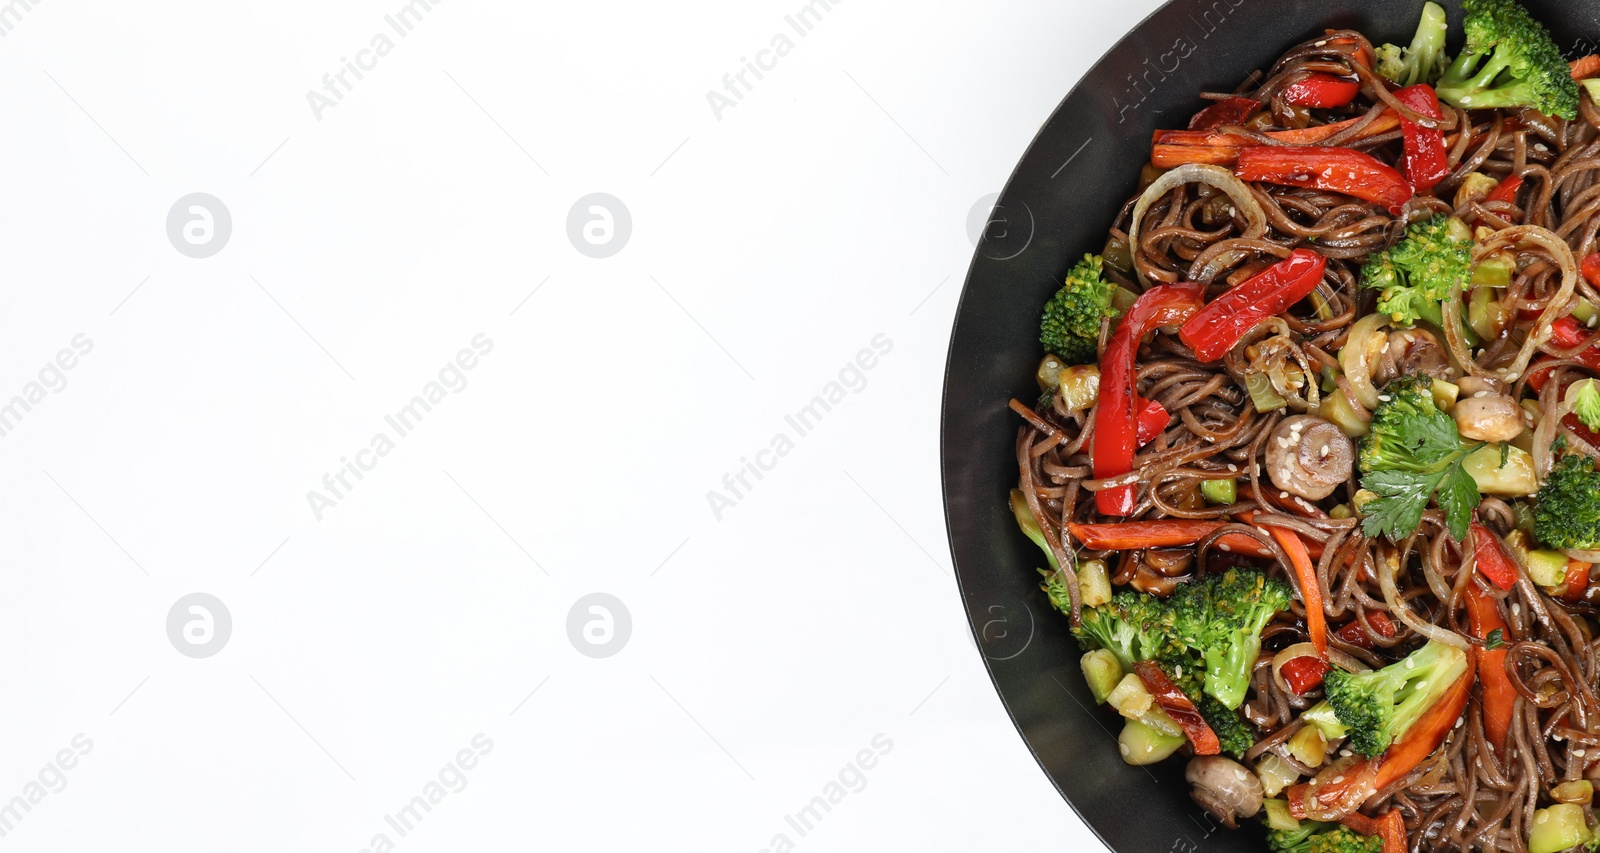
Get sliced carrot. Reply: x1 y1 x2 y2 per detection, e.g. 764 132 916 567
1572 54 1600 81
1342 809 1406 853
1266 524 1327 658
1150 112 1401 169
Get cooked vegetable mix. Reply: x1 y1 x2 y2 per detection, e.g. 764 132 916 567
1009 2 1600 849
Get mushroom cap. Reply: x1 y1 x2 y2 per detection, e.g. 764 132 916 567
1266 415 1355 502
1186 756 1263 829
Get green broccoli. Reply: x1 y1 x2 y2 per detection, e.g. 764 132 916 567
1010 489 1062 573
1268 823 1383 853
1436 0 1579 120
1322 639 1470 757
1570 379 1600 433
1161 653 1257 758
1360 215 1473 328
1533 454 1600 550
1041 253 1119 365
1169 568 1293 709
1072 590 1178 671
1358 374 1482 541
1376 1 1451 88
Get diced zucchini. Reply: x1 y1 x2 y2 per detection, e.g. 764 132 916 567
1107 673 1182 737
1469 285 1507 340
1463 444 1538 497
1059 365 1102 411
1473 253 1515 288
1318 388 1370 438
1081 649 1123 704
1246 372 1288 413
1529 804 1592 853
1431 378 1459 412
1119 719 1187 766
1526 549 1569 588
1262 798 1301 831
1287 725 1329 768
1454 172 1499 208
1575 298 1600 326
1552 780 1594 806
1079 559 1112 609
1036 356 1065 393
1201 478 1237 506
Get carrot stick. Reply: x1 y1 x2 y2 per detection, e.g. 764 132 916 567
1149 111 1401 169
1572 54 1600 81
1265 524 1327 658
1341 810 1406 853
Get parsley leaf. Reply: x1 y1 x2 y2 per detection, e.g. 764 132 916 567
1485 628 1504 650
1435 460 1479 541
1357 375 1482 541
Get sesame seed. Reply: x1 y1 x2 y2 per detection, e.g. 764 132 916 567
1340 749 1352 757
1537 812 1549 825
1405 658 1416 669
1121 743 1131 756
1220 543 1233 552
1228 464 1239 473
1320 445 1330 457
1314 39 1328 46
1577 749 1588 758
1331 775 1345 784
1416 680 1428 691
1379 394 1392 402
1280 491 1290 499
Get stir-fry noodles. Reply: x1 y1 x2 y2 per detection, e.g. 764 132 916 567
1011 2 1600 851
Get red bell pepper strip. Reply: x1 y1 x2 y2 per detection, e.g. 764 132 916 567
1136 398 1170 446
1281 73 1361 109
1394 85 1448 192
1188 96 1260 131
1178 249 1327 363
1583 252 1600 287
1235 146 1414 214
1487 174 1524 205
1093 283 1205 516
1462 581 1513 753
1470 522 1519 591
1067 520 1229 550
1289 653 1475 820
1526 316 1600 392
1280 655 1330 695
1265 523 1327 658
1341 809 1407 853
1562 559 1592 602
1334 611 1396 650
1132 661 1220 755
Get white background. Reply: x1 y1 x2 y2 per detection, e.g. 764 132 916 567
0 0 1165 849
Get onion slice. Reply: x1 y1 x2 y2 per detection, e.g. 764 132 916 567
1128 164 1268 287
1340 313 1389 411
1375 545 1469 650
1470 226 1577 382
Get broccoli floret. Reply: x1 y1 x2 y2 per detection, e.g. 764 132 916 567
1300 700 1348 742
1041 253 1119 365
1073 590 1178 670
1269 823 1383 853
1323 639 1470 757
1360 215 1472 327
1436 0 1579 120
1376 2 1451 88
1161 653 1257 758
1358 374 1482 541
1010 489 1062 573
1533 454 1600 550
1200 695 1256 758
1169 568 1293 709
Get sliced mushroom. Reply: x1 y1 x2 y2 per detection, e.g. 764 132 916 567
1398 329 1457 381
1456 375 1507 398
1265 415 1355 501
1186 756 1264 829
1455 394 1524 442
